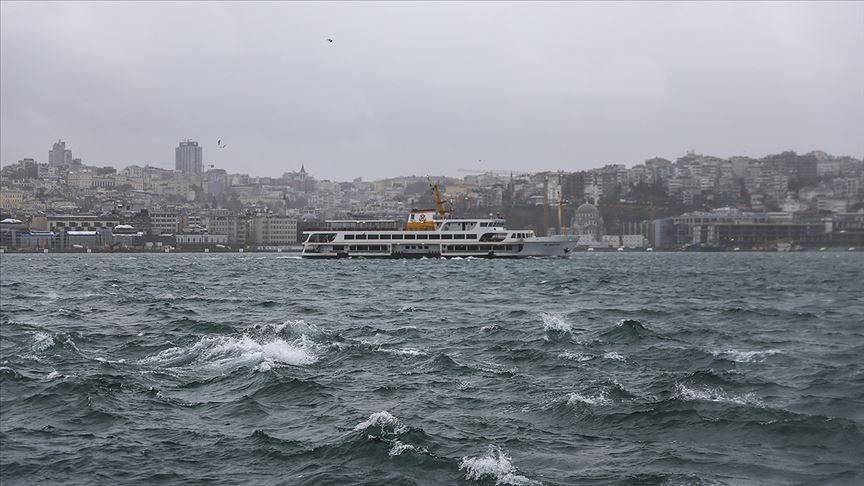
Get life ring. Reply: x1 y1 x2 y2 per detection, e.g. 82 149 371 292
418 214 426 222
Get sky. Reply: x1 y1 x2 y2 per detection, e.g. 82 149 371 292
1 1 862 181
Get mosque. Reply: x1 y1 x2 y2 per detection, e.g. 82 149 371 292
571 201 606 247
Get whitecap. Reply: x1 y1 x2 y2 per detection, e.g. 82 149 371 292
354 410 402 432
45 370 62 380
32 331 55 352
388 440 427 457
676 384 763 407
459 446 538 485
559 351 593 362
602 351 625 361
139 334 318 374
716 349 780 363
382 347 427 357
567 391 611 406
541 313 571 334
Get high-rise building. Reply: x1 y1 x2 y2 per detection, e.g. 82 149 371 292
48 140 72 167
175 140 203 174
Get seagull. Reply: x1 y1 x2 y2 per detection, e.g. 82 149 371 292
217 139 228 149
326 38 333 43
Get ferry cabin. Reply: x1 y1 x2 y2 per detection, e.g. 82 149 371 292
301 214 537 258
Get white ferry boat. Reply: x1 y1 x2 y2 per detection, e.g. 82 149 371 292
301 182 577 259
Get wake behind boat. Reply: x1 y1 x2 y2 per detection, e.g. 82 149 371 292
301 181 577 259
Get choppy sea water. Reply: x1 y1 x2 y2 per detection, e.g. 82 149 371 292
1 253 863 485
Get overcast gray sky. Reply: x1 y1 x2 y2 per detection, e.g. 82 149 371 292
1 1 862 180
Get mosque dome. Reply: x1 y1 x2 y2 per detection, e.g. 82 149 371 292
571 202 604 238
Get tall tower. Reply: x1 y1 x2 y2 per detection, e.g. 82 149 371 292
175 140 203 174
49 140 72 167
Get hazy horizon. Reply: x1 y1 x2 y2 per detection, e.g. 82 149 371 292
2 1 862 180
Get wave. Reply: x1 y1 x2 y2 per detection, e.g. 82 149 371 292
459 446 538 485
541 313 572 334
713 348 781 363
558 351 593 362
567 391 612 407
602 351 626 361
675 383 764 407
380 347 428 357
388 440 427 457
32 331 55 352
138 321 324 375
352 411 430 460
353 410 404 432
566 381 635 407
599 319 661 343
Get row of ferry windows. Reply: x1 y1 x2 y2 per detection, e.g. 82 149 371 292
511 232 530 238
343 233 477 241
331 244 517 252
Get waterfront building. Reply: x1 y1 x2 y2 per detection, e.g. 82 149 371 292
0 218 28 248
62 230 109 250
45 214 120 233
175 140 203 175
175 233 229 247
248 214 298 247
111 224 145 249
150 211 180 236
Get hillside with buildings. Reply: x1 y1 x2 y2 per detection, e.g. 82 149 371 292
1 140 862 251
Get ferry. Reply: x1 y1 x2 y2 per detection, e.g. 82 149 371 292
301 181 578 259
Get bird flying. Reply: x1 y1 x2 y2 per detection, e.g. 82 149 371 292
326 38 333 43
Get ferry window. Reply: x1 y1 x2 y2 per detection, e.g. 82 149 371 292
465 234 477 239
404 234 415 240
355 234 367 240
344 234 355 240
350 245 357 250
454 234 465 240
391 234 402 239
441 234 452 239
333 245 344 250
428 234 440 240
368 234 378 240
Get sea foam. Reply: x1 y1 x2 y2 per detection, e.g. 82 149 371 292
460 446 538 485
676 384 763 407
715 349 780 363
139 334 317 373
353 410 403 432
541 313 572 333
567 391 612 406
32 331 55 352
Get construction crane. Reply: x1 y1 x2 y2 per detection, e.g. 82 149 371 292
427 177 453 218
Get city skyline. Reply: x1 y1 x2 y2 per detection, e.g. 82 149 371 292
2 2 862 180
3 136 862 183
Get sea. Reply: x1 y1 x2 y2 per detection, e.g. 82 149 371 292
1 252 862 485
